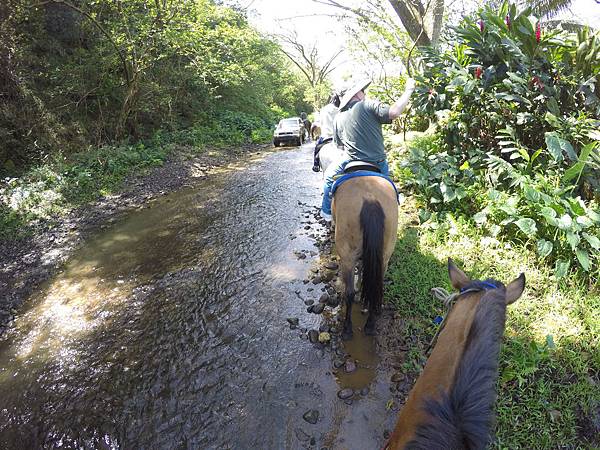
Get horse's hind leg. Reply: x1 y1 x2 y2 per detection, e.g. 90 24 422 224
341 264 355 341
365 310 377 335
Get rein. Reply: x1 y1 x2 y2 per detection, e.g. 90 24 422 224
425 281 500 356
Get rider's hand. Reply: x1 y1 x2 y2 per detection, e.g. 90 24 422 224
405 77 416 92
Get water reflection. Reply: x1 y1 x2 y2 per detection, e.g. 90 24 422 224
0 147 393 449
334 306 378 390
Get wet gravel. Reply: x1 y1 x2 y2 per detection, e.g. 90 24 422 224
0 144 269 336
0 142 420 449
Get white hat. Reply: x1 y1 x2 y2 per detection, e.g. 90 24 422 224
338 78 372 111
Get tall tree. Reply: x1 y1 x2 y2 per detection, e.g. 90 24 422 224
314 0 445 47
277 30 342 107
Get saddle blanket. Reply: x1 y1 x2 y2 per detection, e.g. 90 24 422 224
330 171 399 203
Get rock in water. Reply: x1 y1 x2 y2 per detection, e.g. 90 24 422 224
308 330 319 343
327 296 340 307
286 317 299 326
391 373 404 383
318 323 329 332
311 303 325 314
325 261 339 270
344 360 357 373
321 271 335 282
294 428 311 442
318 332 331 343
337 388 353 400
302 409 319 424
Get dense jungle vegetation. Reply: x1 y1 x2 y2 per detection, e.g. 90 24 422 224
0 0 311 235
1 0 598 447
381 2 599 447
333 0 598 446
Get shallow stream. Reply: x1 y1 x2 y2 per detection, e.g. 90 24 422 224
0 145 397 449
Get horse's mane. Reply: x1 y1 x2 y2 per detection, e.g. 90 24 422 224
406 283 508 450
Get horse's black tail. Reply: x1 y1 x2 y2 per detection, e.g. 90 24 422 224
360 200 385 314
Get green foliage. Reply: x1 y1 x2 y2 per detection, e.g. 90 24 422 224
0 0 308 236
0 0 309 173
0 141 169 234
403 2 600 278
386 204 600 449
153 109 278 147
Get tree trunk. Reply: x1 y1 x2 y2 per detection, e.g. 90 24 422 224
387 0 432 47
426 0 445 46
387 0 445 47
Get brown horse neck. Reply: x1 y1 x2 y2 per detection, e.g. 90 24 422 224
386 294 481 449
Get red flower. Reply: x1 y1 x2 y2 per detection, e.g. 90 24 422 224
535 22 541 42
475 67 483 79
531 76 544 91
479 20 485 33
505 15 511 29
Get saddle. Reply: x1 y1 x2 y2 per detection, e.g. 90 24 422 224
343 160 381 174
330 170 399 204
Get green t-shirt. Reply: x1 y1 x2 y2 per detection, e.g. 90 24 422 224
333 99 391 163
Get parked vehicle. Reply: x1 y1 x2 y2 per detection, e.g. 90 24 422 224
273 117 304 147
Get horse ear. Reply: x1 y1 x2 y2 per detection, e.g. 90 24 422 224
505 273 526 304
448 258 470 290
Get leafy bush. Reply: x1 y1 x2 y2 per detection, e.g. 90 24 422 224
0 142 168 233
154 110 274 148
1 0 308 174
403 1 600 277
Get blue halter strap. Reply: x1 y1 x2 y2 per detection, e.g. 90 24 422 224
460 280 500 293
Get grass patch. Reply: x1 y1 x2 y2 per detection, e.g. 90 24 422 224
385 199 600 448
0 115 274 240
0 141 170 238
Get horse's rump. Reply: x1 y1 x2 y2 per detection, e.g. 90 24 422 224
332 176 398 238
333 176 399 337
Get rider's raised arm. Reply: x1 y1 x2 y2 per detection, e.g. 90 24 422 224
388 78 416 121
364 99 393 125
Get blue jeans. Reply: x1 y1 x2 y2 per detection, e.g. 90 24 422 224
321 158 390 215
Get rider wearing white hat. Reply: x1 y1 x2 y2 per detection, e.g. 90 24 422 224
320 76 416 222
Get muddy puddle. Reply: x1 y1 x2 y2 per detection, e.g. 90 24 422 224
0 145 400 449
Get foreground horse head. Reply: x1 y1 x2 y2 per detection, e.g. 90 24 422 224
332 176 398 339
386 259 525 449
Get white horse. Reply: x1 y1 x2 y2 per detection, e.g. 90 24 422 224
318 141 346 174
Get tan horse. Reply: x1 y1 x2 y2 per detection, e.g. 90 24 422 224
311 123 321 141
332 176 398 339
386 259 525 449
